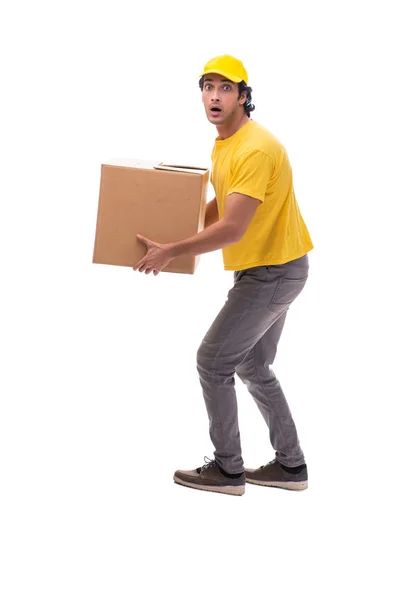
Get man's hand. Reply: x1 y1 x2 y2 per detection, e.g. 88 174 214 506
133 234 174 276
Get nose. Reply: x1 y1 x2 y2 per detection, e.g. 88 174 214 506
211 91 221 103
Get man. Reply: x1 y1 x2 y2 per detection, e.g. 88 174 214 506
133 55 314 496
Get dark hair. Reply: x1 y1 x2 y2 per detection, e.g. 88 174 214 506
199 76 255 117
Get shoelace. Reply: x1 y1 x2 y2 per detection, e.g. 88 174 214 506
200 456 216 472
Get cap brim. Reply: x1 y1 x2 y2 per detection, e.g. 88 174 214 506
199 69 244 83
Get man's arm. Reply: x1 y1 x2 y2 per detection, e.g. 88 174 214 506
204 197 219 229
166 193 260 259
167 219 238 259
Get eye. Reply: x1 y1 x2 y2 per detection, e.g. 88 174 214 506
205 84 212 91
223 85 231 91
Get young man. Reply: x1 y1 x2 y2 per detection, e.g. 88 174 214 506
133 55 314 496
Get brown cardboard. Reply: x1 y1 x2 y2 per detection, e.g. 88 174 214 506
92 159 209 274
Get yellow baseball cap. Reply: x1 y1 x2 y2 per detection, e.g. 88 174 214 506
200 55 248 85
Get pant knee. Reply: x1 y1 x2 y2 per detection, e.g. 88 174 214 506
196 342 208 369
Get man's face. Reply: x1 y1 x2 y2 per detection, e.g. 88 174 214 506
201 74 245 125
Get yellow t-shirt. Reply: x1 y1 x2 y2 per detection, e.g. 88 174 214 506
211 119 314 270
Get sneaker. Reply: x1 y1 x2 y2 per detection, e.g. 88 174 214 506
245 458 308 491
174 456 245 496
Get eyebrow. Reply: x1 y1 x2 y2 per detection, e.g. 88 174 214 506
203 78 233 83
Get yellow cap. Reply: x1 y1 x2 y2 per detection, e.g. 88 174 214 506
200 55 248 85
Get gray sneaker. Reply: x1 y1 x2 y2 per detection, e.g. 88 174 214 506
174 456 245 496
245 458 308 491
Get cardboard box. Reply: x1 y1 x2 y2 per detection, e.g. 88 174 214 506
92 159 209 274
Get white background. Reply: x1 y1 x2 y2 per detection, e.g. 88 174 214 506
1 1 399 598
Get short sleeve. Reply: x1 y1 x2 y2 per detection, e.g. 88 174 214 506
227 150 273 202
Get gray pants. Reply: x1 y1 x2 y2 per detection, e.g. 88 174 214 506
196 254 309 474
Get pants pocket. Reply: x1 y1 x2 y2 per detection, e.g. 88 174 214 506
269 275 308 305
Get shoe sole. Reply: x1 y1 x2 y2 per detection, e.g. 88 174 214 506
173 476 245 496
245 477 308 491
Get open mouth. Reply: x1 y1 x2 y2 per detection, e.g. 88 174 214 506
210 107 222 114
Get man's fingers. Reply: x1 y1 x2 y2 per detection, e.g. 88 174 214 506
133 264 161 275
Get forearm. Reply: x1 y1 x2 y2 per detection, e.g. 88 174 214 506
204 197 219 229
167 220 239 259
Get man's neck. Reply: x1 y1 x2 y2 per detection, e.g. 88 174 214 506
216 114 250 140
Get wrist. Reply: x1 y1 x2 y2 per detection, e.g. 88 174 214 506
165 242 178 259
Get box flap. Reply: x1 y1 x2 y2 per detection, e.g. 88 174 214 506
103 159 161 169
154 163 208 174
102 159 209 174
